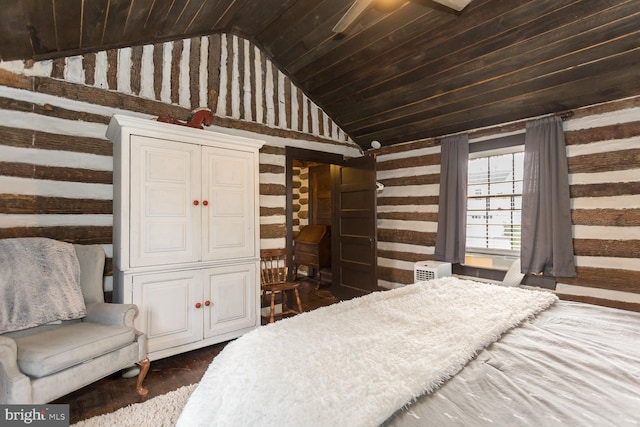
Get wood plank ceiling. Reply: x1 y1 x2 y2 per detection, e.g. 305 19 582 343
0 0 638 149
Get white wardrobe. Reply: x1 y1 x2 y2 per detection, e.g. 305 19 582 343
107 114 264 361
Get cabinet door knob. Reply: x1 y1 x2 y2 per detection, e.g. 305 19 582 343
193 200 199 206
195 302 202 309
202 200 209 206
204 300 211 306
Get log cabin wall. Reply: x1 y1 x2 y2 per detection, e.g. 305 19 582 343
0 34 360 291
292 165 310 236
376 96 640 311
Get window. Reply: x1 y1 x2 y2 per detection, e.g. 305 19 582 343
466 147 524 256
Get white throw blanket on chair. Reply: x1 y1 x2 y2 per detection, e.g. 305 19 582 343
178 277 557 427
0 237 86 333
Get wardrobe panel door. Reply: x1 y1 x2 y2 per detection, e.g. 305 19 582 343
132 270 203 354
130 135 201 267
201 147 255 260
203 263 257 338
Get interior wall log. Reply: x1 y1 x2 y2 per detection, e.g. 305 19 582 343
83 53 96 87
0 194 112 214
259 163 285 174
377 229 436 247
376 153 441 171
106 49 118 90
568 149 640 174
0 162 112 184
189 37 201 110
152 42 164 101
571 209 640 226
377 249 435 263
260 207 286 217
380 174 440 187
0 226 112 243
573 239 640 258
0 69 31 90
0 126 112 155
260 224 286 239
130 45 143 97
565 120 640 146
260 183 286 196
377 196 439 206
560 267 640 294
170 40 182 105
570 182 640 199
377 266 413 285
377 212 439 222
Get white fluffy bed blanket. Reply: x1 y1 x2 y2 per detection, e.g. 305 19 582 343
0 237 86 333
178 277 558 427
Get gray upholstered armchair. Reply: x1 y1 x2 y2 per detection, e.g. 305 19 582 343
0 238 149 404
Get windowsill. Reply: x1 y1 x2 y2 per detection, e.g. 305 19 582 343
453 263 505 282
464 252 518 271
454 257 557 291
454 274 501 285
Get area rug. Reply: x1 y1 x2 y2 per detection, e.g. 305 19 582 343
71 384 196 427
177 277 558 427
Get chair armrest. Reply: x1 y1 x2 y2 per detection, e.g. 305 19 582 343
0 336 31 404
84 303 138 327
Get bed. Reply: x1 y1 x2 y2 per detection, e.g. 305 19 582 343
176 276 640 426
385 299 640 426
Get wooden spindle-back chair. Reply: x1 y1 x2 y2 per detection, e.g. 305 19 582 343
260 248 303 323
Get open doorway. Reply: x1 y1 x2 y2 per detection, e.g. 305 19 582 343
291 160 333 286
286 148 341 288
285 147 379 301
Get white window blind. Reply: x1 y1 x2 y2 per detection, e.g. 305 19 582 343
466 151 523 254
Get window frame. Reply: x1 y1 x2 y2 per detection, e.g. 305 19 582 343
465 133 525 263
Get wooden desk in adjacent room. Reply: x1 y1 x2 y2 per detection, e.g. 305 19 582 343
294 224 331 287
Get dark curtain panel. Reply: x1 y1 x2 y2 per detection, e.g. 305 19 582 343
434 134 469 263
521 116 576 277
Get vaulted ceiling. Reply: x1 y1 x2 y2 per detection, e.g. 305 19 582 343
1 0 639 149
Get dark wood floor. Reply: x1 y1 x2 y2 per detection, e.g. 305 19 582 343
55 280 338 424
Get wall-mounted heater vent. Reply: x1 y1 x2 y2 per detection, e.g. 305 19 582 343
414 261 452 283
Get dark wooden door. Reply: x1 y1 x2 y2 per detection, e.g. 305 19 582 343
331 154 378 300
310 164 332 226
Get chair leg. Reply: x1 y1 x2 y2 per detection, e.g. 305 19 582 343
270 292 276 323
294 288 303 314
136 358 150 396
